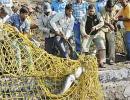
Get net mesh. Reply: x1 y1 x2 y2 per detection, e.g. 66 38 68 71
0 24 103 100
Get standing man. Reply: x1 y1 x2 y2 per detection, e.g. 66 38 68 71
72 0 88 53
114 0 130 60
50 4 74 58
101 0 117 65
80 4 106 68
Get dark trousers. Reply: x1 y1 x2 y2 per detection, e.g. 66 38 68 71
54 36 68 58
45 37 56 55
45 36 68 58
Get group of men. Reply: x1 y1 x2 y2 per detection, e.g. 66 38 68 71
37 0 125 68
0 0 130 69
0 0 130 94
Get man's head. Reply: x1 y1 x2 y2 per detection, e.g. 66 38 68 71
105 0 113 12
28 6 34 16
65 4 73 18
58 0 64 2
11 5 19 13
19 7 29 21
0 7 8 19
43 2 52 16
88 4 96 16
118 0 128 7
76 0 82 3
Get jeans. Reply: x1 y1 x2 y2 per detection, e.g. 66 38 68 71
73 22 81 52
45 37 56 55
124 31 130 59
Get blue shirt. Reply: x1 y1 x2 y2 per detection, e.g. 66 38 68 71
7 14 30 33
72 1 88 22
95 0 107 13
51 1 66 13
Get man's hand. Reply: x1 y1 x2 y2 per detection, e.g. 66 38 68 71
113 16 125 21
113 16 118 21
59 32 64 36
82 34 89 39
109 24 115 30
13 27 19 33
118 16 125 21
60 32 68 40
91 26 96 32
55 31 60 36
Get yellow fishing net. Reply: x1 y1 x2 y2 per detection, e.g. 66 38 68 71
0 24 103 100
116 29 125 53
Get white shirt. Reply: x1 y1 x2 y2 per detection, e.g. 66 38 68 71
50 12 74 39
37 11 56 38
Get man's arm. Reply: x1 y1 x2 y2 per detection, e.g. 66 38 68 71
50 12 63 35
114 9 123 20
116 4 130 21
118 17 130 21
37 15 50 34
94 13 104 30
80 16 87 37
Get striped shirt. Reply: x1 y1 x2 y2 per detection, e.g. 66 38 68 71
51 1 66 13
72 1 88 22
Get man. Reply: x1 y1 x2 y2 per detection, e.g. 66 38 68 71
72 0 88 53
101 0 116 65
80 4 106 68
7 7 30 35
37 2 56 54
7 7 33 72
50 4 74 58
114 0 130 60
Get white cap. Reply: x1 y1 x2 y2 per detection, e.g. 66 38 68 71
43 2 52 12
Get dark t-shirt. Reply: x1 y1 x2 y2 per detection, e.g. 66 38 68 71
85 14 100 35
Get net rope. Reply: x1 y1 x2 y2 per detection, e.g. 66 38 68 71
0 24 103 100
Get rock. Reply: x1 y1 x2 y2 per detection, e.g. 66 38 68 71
124 85 130 97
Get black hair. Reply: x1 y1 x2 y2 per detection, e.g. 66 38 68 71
106 0 113 8
88 4 95 10
65 4 72 10
19 7 29 14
